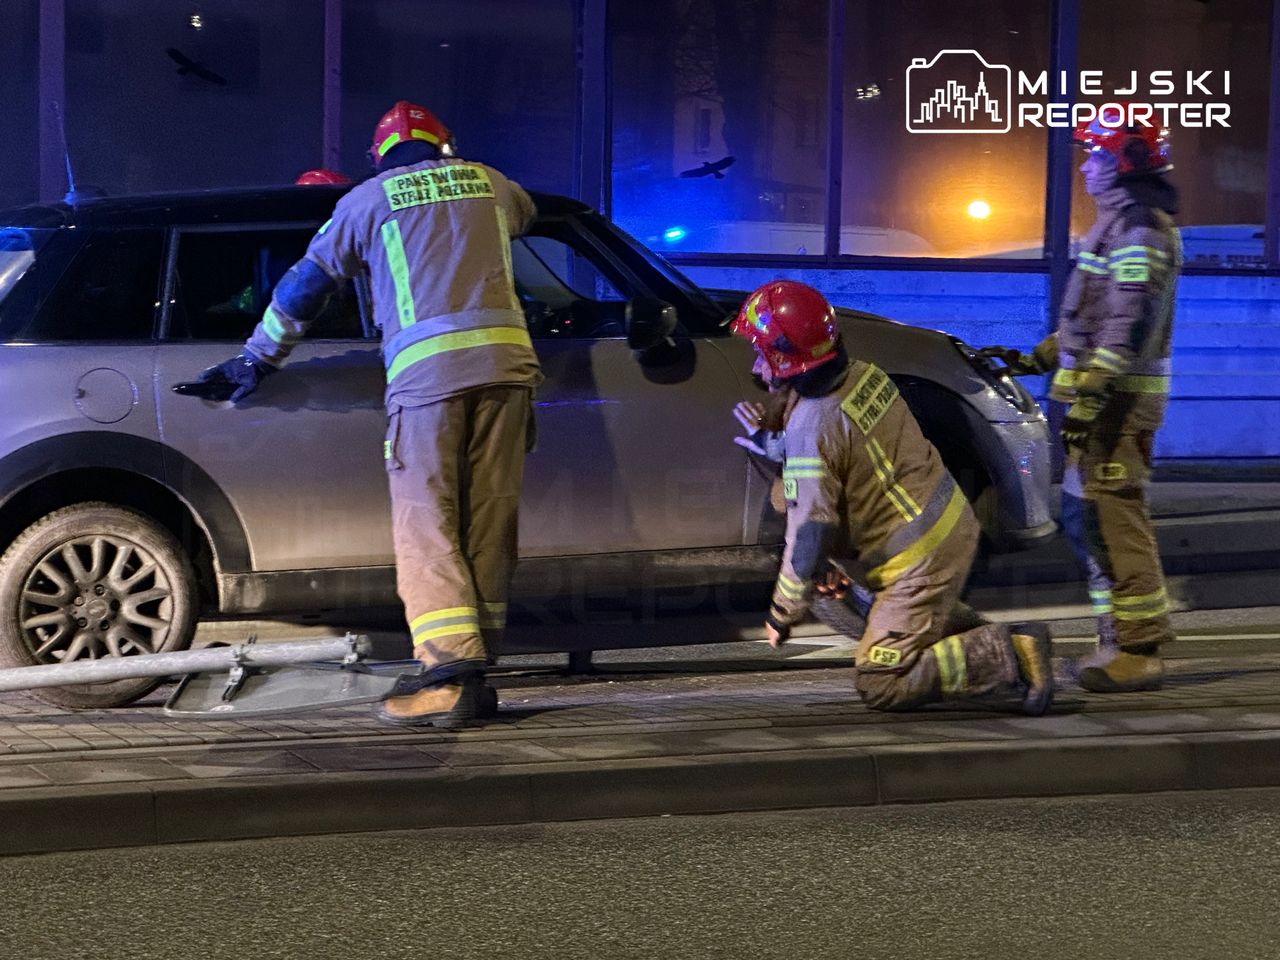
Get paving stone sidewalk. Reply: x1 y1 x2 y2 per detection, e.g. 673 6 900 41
1 652 1278 855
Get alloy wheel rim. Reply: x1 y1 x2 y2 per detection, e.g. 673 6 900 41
17 535 175 663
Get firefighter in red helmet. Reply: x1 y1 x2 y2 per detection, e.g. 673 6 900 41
732 281 1054 715
176 101 539 727
295 169 353 186
980 104 1181 693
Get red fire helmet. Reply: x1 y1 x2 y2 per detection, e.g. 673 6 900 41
295 168 353 186
730 280 841 380
1073 103 1172 176
371 100 452 166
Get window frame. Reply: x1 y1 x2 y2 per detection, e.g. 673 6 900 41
0 225 167 344
592 0 1280 278
157 222 375 344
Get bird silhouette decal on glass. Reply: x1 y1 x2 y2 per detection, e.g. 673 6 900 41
679 156 736 179
166 48 228 85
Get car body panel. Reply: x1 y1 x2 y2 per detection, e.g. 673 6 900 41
524 337 748 555
153 339 391 571
0 186 1057 624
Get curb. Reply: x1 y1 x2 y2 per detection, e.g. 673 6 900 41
3 730 1279 857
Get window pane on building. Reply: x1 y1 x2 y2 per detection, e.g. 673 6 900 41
64 0 324 194
340 0 576 196
0 0 39 208
1073 0 1271 270
842 0 1050 258
611 0 829 255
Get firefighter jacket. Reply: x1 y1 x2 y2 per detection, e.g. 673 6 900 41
1045 179 1181 429
246 157 542 409
768 360 970 627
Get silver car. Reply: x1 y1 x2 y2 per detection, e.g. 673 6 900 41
0 187 1054 707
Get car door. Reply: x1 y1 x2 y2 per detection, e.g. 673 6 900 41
514 220 747 556
153 224 391 572
0 226 165 461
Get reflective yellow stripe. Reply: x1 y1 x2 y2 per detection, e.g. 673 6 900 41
1115 604 1169 622
376 132 403 157
1077 252 1108 275
1091 348 1127 372
1114 588 1167 609
387 327 533 384
866 439 921 522
1089 589 1114 615
409 606 478 633
784 457 826 480
495 207 521 312
932 635 967 695
261 306 298 347
1112 587 1169 621
380 220 417 330
1110 245 1168 261
867 486 968 589
777 573 805 600
1114 374 1170 394
1053 368 1076 389
412 623 482 642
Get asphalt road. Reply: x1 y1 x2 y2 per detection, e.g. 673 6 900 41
3 790 1278 960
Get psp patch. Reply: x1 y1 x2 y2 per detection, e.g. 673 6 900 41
1095 462 1128 482
841 364 899 434
867 645 902 667
783 477 798 501
1113 262 1150 283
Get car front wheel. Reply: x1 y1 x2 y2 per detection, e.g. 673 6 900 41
0 503 197 709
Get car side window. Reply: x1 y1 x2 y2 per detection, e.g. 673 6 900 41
1 229 164 342
513 224 633 339
168 228 364 341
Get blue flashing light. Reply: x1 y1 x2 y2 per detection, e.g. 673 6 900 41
662 226 687 244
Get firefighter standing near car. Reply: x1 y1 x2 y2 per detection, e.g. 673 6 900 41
174 101 540 727
980 107 1180 693
731 280 1055 715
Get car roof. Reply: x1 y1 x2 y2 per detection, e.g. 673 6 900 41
0 185 590 229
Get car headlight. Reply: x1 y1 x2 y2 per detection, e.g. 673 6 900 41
949 337 1041 415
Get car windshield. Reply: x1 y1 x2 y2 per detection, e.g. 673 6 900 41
0 228 55 307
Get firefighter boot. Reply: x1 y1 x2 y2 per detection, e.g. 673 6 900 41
1070 615 1121 677
1009 622 1054 716
374 660 492 728
1079 649 1164 693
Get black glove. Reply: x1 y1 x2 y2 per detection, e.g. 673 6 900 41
977 345 1041 377
172 354 274 402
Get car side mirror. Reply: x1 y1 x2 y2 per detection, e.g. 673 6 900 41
626 297 678 351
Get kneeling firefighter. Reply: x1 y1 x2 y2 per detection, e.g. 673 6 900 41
174 101 541 728
731 281 1054 715
980 107 1180 693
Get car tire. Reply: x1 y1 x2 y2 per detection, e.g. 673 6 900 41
810 582 874 642
0 503 197 709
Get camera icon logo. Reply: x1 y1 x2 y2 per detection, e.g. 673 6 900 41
906 50 1012 134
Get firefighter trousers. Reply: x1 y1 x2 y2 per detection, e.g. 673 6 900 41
385 385 533 670
1061 429 1173 652
852 505 1027 711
